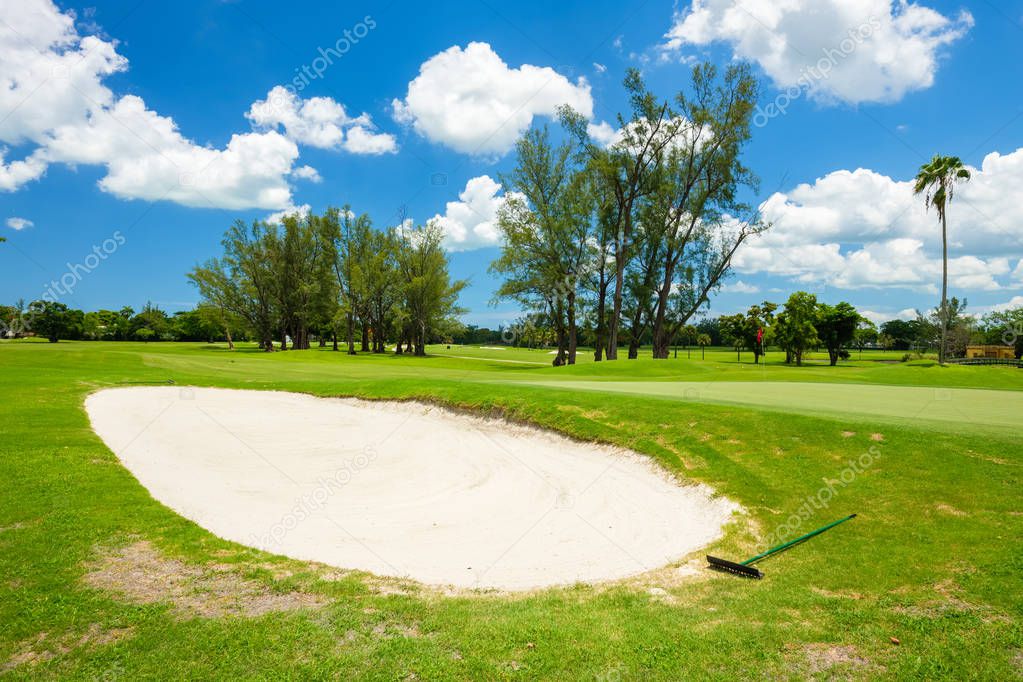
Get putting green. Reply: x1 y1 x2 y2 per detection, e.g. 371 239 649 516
519 380 1022 435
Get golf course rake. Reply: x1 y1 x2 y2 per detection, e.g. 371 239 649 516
707 513 857 579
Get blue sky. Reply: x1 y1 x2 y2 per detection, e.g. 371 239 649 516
2 0 1021 327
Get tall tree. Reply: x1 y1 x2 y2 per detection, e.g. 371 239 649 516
492 127 593 365
645 63 765 359
394 222 466 356
189 220 278 350
816 302 861 366
327 207 373 355
560 70 683 360
913 155 971 364
773 292 819 366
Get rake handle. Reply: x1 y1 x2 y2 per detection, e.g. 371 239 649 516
743 513 857 566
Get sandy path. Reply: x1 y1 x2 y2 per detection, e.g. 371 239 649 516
85 387 735 590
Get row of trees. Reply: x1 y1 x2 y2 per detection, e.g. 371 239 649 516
718 293 867 366
489 63 766 366
0 300 242 343
716 293 1023 365
188 209 465 355
878 300 1023 359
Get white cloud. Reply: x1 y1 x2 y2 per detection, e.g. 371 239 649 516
985 296 1023 313
586 121 619 147
733 148 1023 294
291 165 322 183
428 175 522 251
661 0 973 104
720 280 759 294
392 42 593 155
265 203 311 224
0 0 308 210
247 86 396 154
593 62 607 74
585 117 712 153
342 125 398 154
0 150 48 191
5 217 33 230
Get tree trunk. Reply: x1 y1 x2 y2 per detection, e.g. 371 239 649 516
566 291 578 365
607 248 625 360
361 322 370 352
225 325 234 351
627 306 642 358
346 312 356 355
593 266 608 362
415 322 427 356
939 210 948 365
332 331 339 352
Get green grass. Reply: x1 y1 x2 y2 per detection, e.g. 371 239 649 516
1 340 1021 680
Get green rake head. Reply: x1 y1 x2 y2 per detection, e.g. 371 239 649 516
706 513 857 579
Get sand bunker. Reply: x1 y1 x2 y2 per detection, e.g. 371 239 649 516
85 387 735 590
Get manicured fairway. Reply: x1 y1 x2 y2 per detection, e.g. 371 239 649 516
1 341 1021 680
521 380 1023 436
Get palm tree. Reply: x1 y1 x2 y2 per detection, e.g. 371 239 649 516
697 333 712 360
913 155 971 364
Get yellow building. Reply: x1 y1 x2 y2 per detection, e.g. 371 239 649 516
964 345 1016 359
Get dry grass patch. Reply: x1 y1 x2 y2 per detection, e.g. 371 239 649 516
2 624 134 673
935 503 967 517
795 643 871 678
83 541 325 619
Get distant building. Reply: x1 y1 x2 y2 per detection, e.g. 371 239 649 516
964 345 1016 359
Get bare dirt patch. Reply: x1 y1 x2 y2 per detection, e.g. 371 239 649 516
870 433 885 442
797 643 870 677
812 586 865 600
2 624 134 673
935 503 967 517
83 541 324 619
841 431 856 438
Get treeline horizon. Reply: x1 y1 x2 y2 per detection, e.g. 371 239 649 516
4 294 1018 362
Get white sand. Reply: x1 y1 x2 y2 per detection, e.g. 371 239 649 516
85 387 736 590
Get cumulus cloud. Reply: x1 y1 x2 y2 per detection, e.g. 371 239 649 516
985 296 1023 314
342 125 398 154
5 217 33 230
265 203 312 224
392 42 593 155
733 148 1023 294
428 175 523 251
586 121 619 147
291 165 322 183
661 0 973 104
720 280 760 294
0 1 395 210
0 1 308 209
247 86 396 154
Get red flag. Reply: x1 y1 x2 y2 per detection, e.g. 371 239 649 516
756 327 764 344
